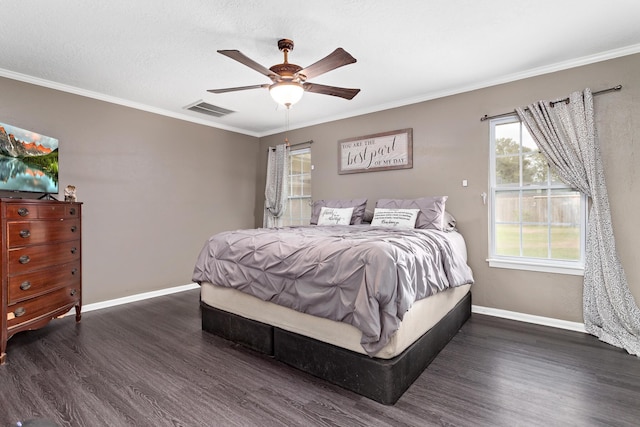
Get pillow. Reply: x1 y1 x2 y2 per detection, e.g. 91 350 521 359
317 207 354 225
310 198 367 225
375 196 448 230
362 209 375 224
443 211 457 232
370 208 420 228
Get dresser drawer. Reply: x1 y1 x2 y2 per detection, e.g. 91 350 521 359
65 205 80 218
7 219 80 248
5 204 37 219
5 203 80 219
8 261 81 304
8 241 81 275
39 204 80 219
6 285 80 329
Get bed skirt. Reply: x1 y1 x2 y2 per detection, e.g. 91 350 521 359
200 291 471 405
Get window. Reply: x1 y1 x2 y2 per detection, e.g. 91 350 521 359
489 116 586 275
281 148 312 226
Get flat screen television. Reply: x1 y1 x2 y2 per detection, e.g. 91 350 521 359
0 122 58 195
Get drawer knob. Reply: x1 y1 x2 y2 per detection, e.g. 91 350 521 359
19 229 31 238
71 247 77 254
20 281 31 291
71 268 78 276
14 307 26 317
70 207 76 215
70 289 78 297
19 255 30 264
17 207 30 217
71 226 77 232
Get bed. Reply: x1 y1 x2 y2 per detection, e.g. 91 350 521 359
192 197 474 404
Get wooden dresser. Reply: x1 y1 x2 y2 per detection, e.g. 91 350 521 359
0 198 82 365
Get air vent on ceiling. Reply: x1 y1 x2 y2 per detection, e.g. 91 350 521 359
185 101 235 117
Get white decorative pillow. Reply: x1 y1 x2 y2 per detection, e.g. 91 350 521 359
370 208 420 229
375 196 448 230
317 207 355 225
310 198 368 225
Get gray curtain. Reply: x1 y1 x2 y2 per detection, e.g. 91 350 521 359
516 88 640 356
264 143 289 227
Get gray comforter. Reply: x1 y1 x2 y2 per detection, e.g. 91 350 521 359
192 225 474 355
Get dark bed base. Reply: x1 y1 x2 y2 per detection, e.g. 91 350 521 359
200 291 471 405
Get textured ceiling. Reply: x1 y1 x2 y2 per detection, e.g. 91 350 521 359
2 1 640 137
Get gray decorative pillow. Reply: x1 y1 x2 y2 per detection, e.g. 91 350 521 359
310 198 368 225
443 211 457 232
362 209 375 224
375 196 448 230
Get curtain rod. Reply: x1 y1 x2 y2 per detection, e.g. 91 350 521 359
289 139 313 148
269 140 313 151
480 84 622 122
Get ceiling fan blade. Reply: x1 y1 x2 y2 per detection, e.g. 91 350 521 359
298 48 357 80
303 83 360 100
217 50 278 78
207 84 269 94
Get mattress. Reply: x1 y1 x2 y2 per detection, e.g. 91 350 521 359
200 282 471 359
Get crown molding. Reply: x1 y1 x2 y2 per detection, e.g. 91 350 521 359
0 68 261 137
262 42 640 137
3 42 640 139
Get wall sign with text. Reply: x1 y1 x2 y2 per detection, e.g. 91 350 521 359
338 128 413 174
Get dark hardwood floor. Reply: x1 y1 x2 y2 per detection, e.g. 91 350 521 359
1 289 638 427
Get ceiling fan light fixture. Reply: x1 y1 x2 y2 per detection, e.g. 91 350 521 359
269 81 304 108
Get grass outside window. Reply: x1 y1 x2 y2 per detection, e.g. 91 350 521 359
495 224 580 260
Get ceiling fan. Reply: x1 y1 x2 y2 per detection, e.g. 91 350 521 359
208 39 360 108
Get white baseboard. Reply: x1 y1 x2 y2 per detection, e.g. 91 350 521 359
472 304 587 333
79 283 200 314
66 284 586 336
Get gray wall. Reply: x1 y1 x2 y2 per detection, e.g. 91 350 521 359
257 53 640 323
3 52 638 323
0 77 259 304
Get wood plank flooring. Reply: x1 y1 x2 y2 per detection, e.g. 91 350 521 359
1 289 639 426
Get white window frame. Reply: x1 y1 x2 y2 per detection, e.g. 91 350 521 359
488 116 587 276
281 147 312 226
